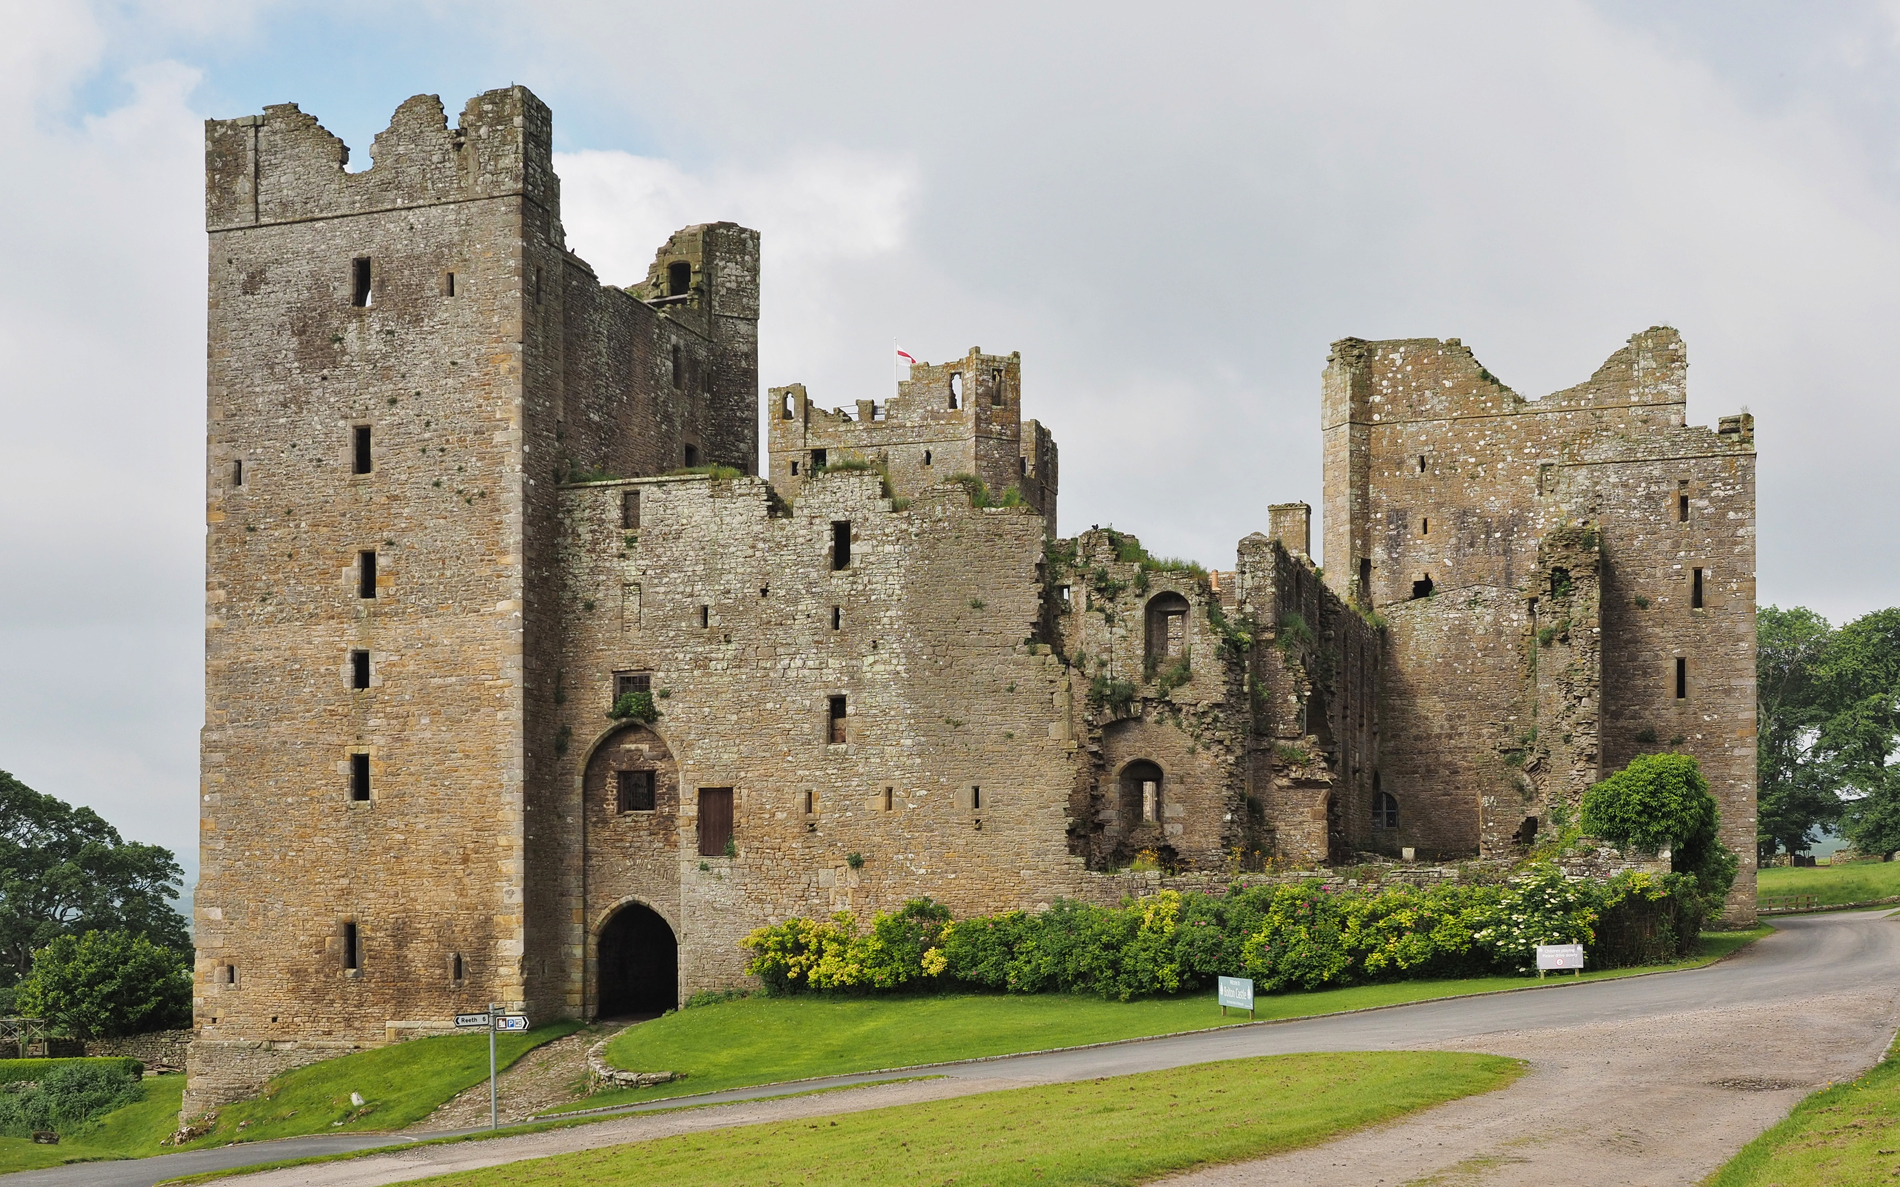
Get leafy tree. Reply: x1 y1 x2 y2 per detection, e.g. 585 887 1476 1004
13 931 192 1039
0 770 190 984
1756 606 1839 858
1811 609 1900 859
1581 753 1737 907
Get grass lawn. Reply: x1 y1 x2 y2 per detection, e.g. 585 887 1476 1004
402 1051 1525 1187
565 927 1766 1114
1706 1037 1900 1185
167 1021 585 1150
1759 860 1900 907
0 1073 186 1172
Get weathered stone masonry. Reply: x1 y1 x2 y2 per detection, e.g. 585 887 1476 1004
192 85 1757 1115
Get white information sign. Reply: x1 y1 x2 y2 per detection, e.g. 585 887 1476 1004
1217 976 1255 1016
494 1014 531 1032
454 1013 491 1029
1535 943 1585 972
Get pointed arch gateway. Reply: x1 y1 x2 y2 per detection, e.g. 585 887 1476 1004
596 901 677 1018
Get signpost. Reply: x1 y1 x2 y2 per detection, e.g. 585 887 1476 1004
1217 976 1255 1019
1534 943 1585 980
456 1005 529 1129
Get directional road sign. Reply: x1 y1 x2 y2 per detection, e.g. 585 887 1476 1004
454 1013 492 1029
494 1014 530 1032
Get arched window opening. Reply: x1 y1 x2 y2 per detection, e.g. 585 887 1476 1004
1144 592 1191 666
1119 760 1163 827
1373 790 1399 830
781 392 794 420
597 903 677 1017
948 373 962 409
667 261 691 297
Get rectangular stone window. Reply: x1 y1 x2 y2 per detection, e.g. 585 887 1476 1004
621 490 640 530
451 953 465 982
615 671 651 699
231 459 244 487
791 461 799 476
832 521 851 570
804 789 817 815
617 770 656 813
1678 480 1690 522
699 604 710 629
443 271 457 297
883 787 894 812
350 650 370 689
220 963 237 987
358 550 377 599
351 257 371 307
341 921 360 970
353 425 372 475
812 448 828 470
1676 657 1688 699
350 753 370 801
697 787 734 856
831 606 842 631
991 369 1005 406
1692 568 1704 608
971 785 984 811
828 695 847 744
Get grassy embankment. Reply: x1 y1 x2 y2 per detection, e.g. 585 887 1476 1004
566 927 1766 1113
1706 1034 1900 1185
379 1051 1526 1187
0 1074 186 1173
0 1022 582 1173
1758 859 1900 907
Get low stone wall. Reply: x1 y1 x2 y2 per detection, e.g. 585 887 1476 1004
585 1036 677 1093
87 1029 191 1072
182 1038 364 1117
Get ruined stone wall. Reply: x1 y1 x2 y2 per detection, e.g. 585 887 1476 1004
1234 527 1383 864
1317 328 1756 919
548 471 1087 1001
767 350 1053 532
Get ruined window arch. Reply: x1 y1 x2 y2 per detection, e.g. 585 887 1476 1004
667 260 691 297
1411 574 1434 599
1119 760 1163 826
1144 592 1191 667
948 373 962 409
781 392 794 419
1373 790 1398 830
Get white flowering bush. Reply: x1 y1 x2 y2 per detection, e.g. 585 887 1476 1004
1473 865 1601 972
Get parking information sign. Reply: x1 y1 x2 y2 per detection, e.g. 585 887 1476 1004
1535 943 1585 978
495 1015 530 1032
1217 976 1255 1018
454 1013 491 1029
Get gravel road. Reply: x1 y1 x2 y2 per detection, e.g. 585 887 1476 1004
7 909 1894 1187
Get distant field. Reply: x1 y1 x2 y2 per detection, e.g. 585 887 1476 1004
571 928 1765 1113
1758 860 1900 906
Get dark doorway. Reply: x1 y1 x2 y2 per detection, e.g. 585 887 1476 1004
597 903 678 1018
1325 793 1349 865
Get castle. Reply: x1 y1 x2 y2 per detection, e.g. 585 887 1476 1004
188 86 1757 1111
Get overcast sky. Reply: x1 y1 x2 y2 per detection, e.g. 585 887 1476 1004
4 0 1897 889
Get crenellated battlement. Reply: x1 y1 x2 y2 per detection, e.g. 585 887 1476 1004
206 87 556 232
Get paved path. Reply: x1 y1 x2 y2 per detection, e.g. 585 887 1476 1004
8 909 1896 1187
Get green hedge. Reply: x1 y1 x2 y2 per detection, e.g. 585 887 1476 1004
743 865 1706 1000
0 1058 144 1086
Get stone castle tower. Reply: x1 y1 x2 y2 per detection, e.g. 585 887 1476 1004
192 86 758 1110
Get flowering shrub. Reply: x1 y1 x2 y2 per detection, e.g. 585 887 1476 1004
1472 866 1601 972
745 867 1705 1000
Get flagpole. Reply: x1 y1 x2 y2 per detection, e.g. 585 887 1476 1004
893 337 898 392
